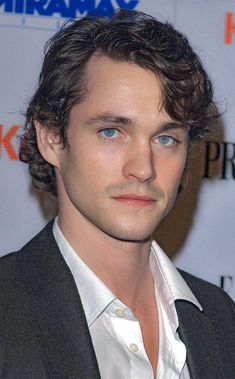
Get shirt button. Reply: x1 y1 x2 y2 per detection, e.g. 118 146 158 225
129 343 139 353
115 308 125 317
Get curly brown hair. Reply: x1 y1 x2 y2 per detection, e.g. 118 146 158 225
20 9 217 196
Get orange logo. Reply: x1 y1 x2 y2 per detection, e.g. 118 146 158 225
225 12 235 44
0 125 20 160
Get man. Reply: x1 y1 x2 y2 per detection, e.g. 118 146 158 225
0 9 234 379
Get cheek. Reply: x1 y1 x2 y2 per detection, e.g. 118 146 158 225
171 159 186 179
157 155 186 190
62 147 120 194
84 146 124 181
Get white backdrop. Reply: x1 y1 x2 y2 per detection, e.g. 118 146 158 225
0 0 234 299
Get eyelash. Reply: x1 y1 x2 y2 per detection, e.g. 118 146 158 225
97 127 181 146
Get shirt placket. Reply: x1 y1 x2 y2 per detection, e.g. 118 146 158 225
108 300 154 379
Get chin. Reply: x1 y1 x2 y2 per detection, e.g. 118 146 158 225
103 224 155 243
110 233 152 244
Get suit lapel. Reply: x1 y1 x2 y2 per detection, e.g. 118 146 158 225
16 221 101 379
175 300 225 379
28 278 100 379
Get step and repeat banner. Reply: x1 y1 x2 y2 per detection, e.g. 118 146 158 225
0 0 234 299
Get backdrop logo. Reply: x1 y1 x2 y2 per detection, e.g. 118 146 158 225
203 141 235 180
0 125 20 160
220 275 234 296
0 0 139 30
225 12 235 44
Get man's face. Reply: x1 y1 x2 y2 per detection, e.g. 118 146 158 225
55 55 188 242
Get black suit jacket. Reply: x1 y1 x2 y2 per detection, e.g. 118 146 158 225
0 221 235 379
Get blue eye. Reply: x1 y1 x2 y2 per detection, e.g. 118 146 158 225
100 128 119 138
157 135 175 146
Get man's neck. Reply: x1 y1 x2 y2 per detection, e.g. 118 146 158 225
57 209 153 309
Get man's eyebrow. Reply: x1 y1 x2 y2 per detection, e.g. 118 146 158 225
157 122 188 133
84 113 133 126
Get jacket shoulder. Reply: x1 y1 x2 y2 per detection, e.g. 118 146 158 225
0 220 54 281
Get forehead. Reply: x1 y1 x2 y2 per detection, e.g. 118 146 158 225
72 54 171 125
85 54 163 98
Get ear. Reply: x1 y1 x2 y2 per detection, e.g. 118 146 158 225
35 120 63 169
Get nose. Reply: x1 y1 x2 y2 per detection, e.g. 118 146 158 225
122 140 156 183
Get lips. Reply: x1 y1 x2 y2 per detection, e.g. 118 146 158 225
112 193 156 207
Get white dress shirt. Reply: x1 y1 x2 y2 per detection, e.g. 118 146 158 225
53 219 202 379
